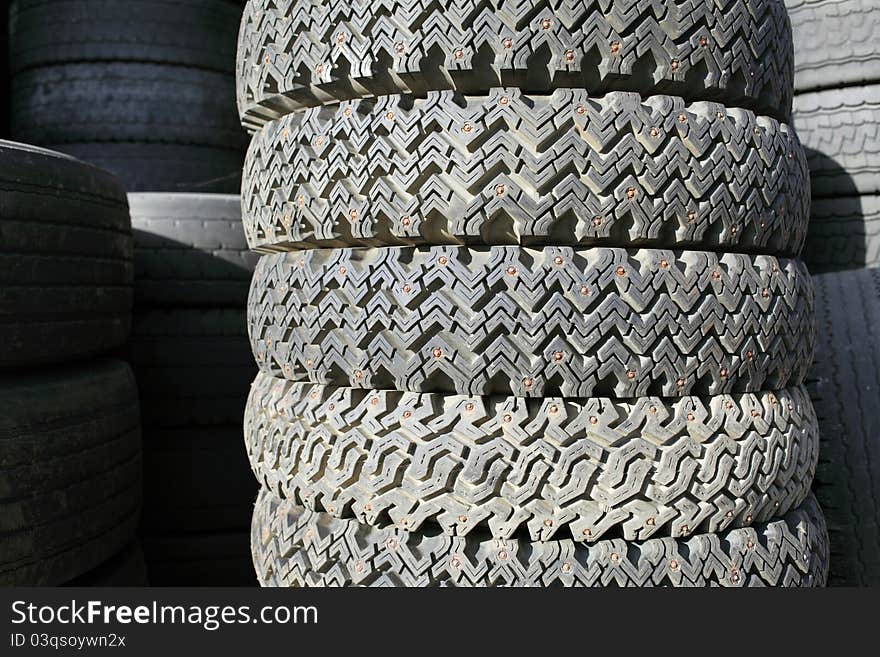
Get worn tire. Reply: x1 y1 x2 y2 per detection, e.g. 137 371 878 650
244 90 808 253
129 308 256 427
131 194 257 307
252 488 828 587
143 533 256 586
793 85 880 197
249 247 816 398
802 195 880 273
810 267 880 586
0 360 142 586
237 0 794 129
787 0 880 92
0 140 132 369
9 0 242 74
247 374 819 543
64 542 148 587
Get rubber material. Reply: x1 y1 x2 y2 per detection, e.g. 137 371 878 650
810 267 880 586
9 0 242 74
64 542 148 586
787 0 880 92
249 247 816 398
247 374 819 542
252 488 829 587
130 193 257 307
0 140 132 369
143 533 256 586
802 195 880 273
236 0 795 129
0 360 142 586
129 309 256 427
243 89 809 253
793 85 880 196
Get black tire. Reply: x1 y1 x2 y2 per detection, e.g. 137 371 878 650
11 63 245 149
252 488 829 587
131 193 257 307
249 247 816 398
64 542 148 587
9 0 242 74
810 267 880 586
787 0 880 93
0 140 132 369
801 195 880 273
236 0 795 129
247 374 819 543
0 360 142 586
129 308 256 427
243 90 808 253
50 143 244 193
793 85 880 197
142 533 256 586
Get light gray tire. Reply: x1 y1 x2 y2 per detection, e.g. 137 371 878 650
247 374 819 543
243 90 808 253
130 193 257 307
252 488 829 587
0 360 142 586
0 140 132 369
249 247 816 398
237 0 795 130
810 267 880 585
802 195 880 273
787 0 880 92
793 85 880 197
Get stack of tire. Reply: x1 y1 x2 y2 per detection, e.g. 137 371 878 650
0 140 142 585
788 0 880 586
241 0 828 587
7 0 257 585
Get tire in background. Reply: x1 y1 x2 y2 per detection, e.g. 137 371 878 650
64 542 149 587
810 267 880 586
0 140 132 369
0 360 142 586
143 533 256 586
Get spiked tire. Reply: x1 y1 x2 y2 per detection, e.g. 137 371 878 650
0 361 142 586
251 488 829 587
810 267 880 586
243 90 809 253
247 373 819 542
787 0 880 92
793 85 880 197
0 140 132 369
802 196 880 273
131 194 257 307
249 246 815 398
236 0 794 129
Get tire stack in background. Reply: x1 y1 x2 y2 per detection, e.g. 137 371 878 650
788 0 880 586
241 0 829 586
7 0 257 585
0 141 142 585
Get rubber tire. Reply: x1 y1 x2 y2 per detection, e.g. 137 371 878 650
236 0 795 129
128 308 256 427
247 374 819 543
9 0 242 74
64 542 148 587
48 142 244 193
243 90 809 253
130 193 257 307
0 140 132 369
142 533 256 586
802 195 880 273
810 267 880 586
252 488 829 587
793 85 880 197
0 360 142 586
787 0 880 92
249 247 816 398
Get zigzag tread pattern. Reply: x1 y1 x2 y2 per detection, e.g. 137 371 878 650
802 195 880 273
251 488 829 586
792 84 880 196
246 373 819 543
243 89 808 253
237 0 794 129
249 246 816 398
